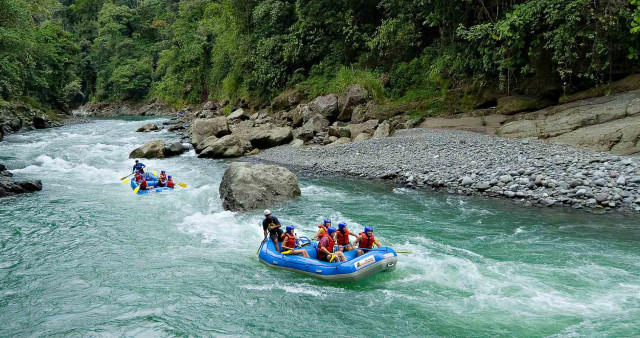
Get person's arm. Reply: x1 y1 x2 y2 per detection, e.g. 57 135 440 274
374 239 381 248
311 229 322 240
353 235 362 246
348 232 358 238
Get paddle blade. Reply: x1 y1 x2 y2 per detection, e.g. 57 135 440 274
120 176 128 181
122 179 131 184
153 171 158 177
133 186 140 194
177 183 187 188
395 251 412 254
329 255 335 263
281 250 291 255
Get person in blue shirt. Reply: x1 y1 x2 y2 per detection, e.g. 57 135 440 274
132 160 146 173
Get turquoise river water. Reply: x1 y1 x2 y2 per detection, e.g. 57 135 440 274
0 118 639 337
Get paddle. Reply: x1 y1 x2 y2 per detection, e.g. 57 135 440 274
281 250 292 255
256 229 268 255
122 178 131 184
153 171 158 178
120 173 134 181
133 185 141 194
177 183 187 188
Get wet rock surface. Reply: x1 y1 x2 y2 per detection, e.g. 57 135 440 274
219 162 301 212
248 128 640 213
0 164 42 198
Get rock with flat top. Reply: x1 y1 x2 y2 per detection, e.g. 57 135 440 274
219 162 301 211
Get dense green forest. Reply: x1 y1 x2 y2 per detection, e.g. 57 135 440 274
2 0 640 112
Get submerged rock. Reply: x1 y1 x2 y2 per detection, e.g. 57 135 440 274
137 123 160 132
219 162 301 211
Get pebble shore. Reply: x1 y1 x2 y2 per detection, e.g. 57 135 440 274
248 128 640 213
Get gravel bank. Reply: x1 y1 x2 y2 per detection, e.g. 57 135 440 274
247 128 640 213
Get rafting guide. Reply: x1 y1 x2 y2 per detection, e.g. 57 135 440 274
262 209 283 252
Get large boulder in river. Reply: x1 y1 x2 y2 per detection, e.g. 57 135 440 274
190 117 230 145
137 123 160 132
250 127 293 149
308 94 339 121
164 142 186 157
129 140 166 159
219 162 301 211
198 134 246 158
337 84 368 121
0 163 43 198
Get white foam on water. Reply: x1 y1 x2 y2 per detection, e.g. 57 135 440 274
177 211 262 246
392 187 416 195
514 227 525 234
242 282 345 297
12 155 119 184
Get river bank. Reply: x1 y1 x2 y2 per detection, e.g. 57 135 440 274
248 128 640 213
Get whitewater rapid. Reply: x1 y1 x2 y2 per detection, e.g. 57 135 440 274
1 118 639 336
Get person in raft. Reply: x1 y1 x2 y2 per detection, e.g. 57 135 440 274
134 170 143 183
336 222 357 252
311 218 332 241
132 160 146 174
157 170 168 187
318 227 347 262
166 175 175 188
137 175 152 191
354 226 381 256
280 226 309 257
262 209 283 252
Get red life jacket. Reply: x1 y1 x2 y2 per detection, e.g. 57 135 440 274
159 173 167 181
135 173 142 182
167 180 175 188
318 224 328 234
318 234 335 260
139 180 148 190
281 233 296 249
358 232 375 249
336 229 350 245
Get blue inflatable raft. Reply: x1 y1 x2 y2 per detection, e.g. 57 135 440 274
130 176 173 195
258 237 398 282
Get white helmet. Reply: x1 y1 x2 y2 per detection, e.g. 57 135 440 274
264 209 271 216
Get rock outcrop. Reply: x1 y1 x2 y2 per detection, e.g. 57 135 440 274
497 89 640 155
190 117 230 146
198 134 246 158
250 127 293 149
129 140 166 159
219 162 301 211
308 94 339 121
337 84 368 121
0 164 43 198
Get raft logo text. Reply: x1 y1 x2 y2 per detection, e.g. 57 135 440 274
354 256 375 270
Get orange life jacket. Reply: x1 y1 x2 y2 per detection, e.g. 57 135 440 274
336 229 350 245
318 224 328 234
318 234 335 260
358 232 375 249
281 233 296 249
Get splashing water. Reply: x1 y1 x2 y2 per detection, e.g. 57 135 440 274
0 118 639 336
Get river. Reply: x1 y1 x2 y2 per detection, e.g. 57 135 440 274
1 118 639 336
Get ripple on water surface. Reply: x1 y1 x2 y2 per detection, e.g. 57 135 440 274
0 118 639 336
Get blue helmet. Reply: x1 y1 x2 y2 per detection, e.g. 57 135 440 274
327 227 336 234
286 225 295 233
324 218 331 224
338 222 347 230
168 175 172 179
161 170 165 174
364 226 373 233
